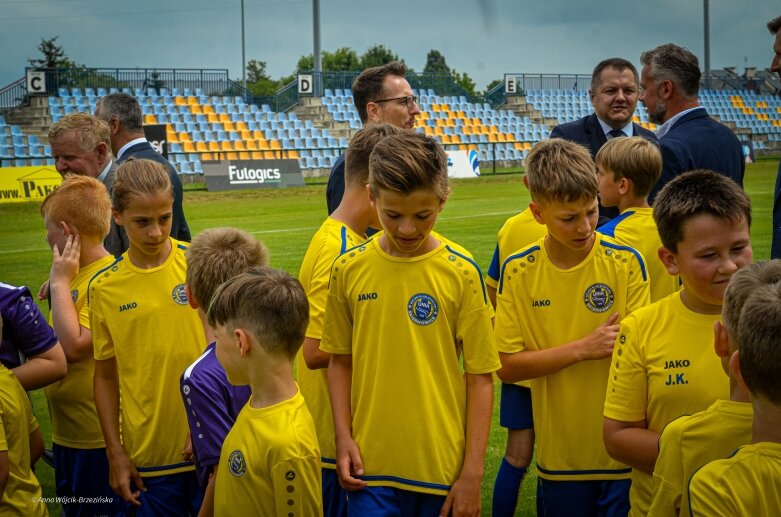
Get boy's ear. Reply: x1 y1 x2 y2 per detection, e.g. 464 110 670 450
59 221 76 237
658 246 680 276
235 328 252 358
112 208 123 226
617 177 632 196
184 284 200 310
366 184 376 209
729 350 748 392
522 175 530 189
529 201 544 224
713 320 730 358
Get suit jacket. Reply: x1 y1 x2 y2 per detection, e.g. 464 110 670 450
550 113 658 220
100 160 129 257
325 152 345 215
649 107 745 203
117 141 191 242
772 161 781 259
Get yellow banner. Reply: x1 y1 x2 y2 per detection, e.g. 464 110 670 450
0 166 62 204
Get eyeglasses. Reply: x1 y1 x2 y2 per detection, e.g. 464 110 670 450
373 95 419 110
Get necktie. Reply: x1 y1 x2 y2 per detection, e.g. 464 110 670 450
608 129 626 139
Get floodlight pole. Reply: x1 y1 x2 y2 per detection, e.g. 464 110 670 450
313 0 321 95
241 0 247 92
703 0 710 89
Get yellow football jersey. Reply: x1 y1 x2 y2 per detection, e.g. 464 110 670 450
0 366 47 516
688 442 781 517
495 235 650 481
604 292 730 516
297 217 364 469
320 237 500 495
90 238 205 476
597 207 679 302
45 254 115 449
485 208 547 290
649 400 752 517
214 388 322 517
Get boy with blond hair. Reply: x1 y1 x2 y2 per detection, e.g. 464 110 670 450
603 170 752 516
495 138 651 515
208 267 322 516
688 277 781 515
298 123 400 516
649 261 781 516
40 174 120 516
322 132 499 516
179 227 268 515
596 136 679 302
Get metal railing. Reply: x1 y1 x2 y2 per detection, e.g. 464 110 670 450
0 77 26 113
503 73 592 95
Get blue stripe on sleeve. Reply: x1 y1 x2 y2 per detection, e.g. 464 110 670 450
445 245 487 304
498 246 540 294
599 240 648 282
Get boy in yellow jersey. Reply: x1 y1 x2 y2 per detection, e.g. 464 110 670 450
688 276 781 516
0 317 47 516
603 170 752 517
91 159 205 515
495 138 650 516
40 175 121 516
179 228 268 515
485 173 546 517
208 266 322 516
298 123 400 517
322 132 499 517
649 261 781 516
595 136 679 302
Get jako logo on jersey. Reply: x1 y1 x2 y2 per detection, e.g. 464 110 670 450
228 450 246 477
172 284 188 305
408 293 439 325
119 302 138 312
531 299 551 307
71 289 79 303
357 292 378 302
583 283 614 313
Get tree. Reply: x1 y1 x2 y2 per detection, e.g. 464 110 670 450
245 59 279 96
452 69 477 98
360 45 399 69
423 50 451 76
28 36 77 68
484 79 502 94
296 47 361 73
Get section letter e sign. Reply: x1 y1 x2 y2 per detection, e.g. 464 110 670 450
27 71 46 94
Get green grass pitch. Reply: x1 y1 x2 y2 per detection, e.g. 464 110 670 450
0 159 776 515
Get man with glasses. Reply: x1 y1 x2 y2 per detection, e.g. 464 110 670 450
325 61 421 214
639 43 744 202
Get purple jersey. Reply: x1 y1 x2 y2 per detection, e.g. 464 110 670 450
180 342 251 488
0 283 58 370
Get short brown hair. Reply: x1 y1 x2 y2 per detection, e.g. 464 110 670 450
723 260 781 345
207 266 309 359
112 158 173 212
40 175 111 240
596 137 662 198
590 58 639 91
353 61 407 123
48 113 111 154
737 281 781 404
768 15 781 34
640 43 701 99
344 123 403 187
653 170 751 253
186 228 269 309
368 132 449 200
525 138 597 205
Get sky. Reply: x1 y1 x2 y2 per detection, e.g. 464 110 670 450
0 0 779 91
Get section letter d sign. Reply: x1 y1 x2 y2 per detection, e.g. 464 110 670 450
298 74 313 94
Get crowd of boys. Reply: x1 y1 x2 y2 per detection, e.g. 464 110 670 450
1 26 781 517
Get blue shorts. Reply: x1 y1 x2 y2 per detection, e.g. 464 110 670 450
126 470 202 517
536 478 630 517
322 468 347 517
53 444 123 517
499 383 534 430
348 486 445 517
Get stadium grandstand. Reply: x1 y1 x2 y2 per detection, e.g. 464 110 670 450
1 66 780 175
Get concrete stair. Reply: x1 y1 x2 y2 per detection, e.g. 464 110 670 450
292 96 357 178
5 96 51 144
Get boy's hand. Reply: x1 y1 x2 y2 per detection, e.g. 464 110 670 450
107 448 145 506
37 280 49 301
50 235 81 286
335 436 367 491
579 312 620 361
440 472 481 516
182 432 194 463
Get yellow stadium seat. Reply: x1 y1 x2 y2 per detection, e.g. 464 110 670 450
238 151 250 160
459 144 468 151
174 96 186 106
207 114 219 123
456 111 466 118
202 153 213 161
240 130 252 140
441 135 452 144
183 142 196 153
187 96 198 105
451 135 461 144
219 114 231 123
167 132 178 144
235 122 247 131
220 141 233 151
440 104 450 111
497 134 508 142
432 103 441 111
270 140 281 150
144 114 157 124
226 152 238 160
190 105 202 114
208 141 220 152
251 151 263 159
203 105 214 114
196 142 208 152
287 150 299 158
234 141 246 151
263 151 276 159
246 140 258 150
434 127 445 136
178 132 191 142
252 130 265 140
488 134 499 142
223 122 235 132
257 139 269 150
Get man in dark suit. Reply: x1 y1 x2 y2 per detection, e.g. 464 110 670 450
550 58 657 221
768 15 781 258
94 93 191 242
639 44 744 203
49 112 128 256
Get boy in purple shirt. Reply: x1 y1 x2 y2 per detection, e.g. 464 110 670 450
179 227 269 512
0 282 66 390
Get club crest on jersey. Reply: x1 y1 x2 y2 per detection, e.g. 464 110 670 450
71 289 79 303
228 450 246 477
172 284 188 305
408 293 438 326
584 283 614 313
